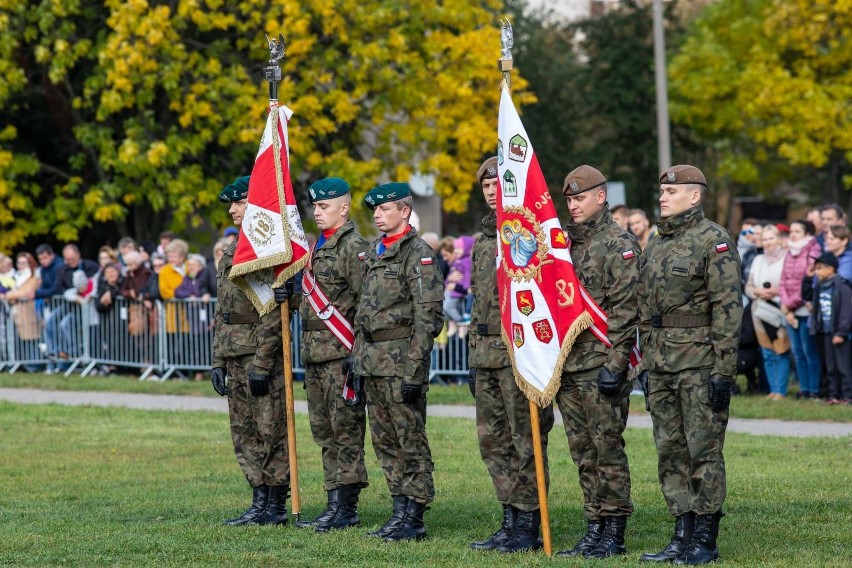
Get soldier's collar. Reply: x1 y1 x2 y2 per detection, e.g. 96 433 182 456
564 208 611 242
481 211 497 237
657 206 704 236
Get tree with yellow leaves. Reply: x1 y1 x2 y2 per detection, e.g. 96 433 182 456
669 0 852 202
0 0 528 249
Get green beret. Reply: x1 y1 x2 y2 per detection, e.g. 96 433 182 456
218 176 250 203
363 182 411 210
308 177 351 203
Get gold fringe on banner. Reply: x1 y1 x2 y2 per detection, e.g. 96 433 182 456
503 311 593 408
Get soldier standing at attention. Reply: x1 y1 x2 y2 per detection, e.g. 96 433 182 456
210 176 290 526
638 165 741 565
277 178 370 532
555 165 640 559
467 157 555 554
353 183 443 542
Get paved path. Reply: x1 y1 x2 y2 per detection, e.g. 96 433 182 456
2 387 850 438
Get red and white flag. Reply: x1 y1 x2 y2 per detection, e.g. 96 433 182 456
229 102 308 315
579 288 643 372
497 87 593 407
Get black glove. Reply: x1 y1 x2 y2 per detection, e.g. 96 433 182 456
468 368 476 398
273 278 295 304
401 382 422 404
342 355 354 377
343 373 363 407
598 366 626 397
638 369 650 412
211 367 228 396
248 370 271 397
708 374 733 413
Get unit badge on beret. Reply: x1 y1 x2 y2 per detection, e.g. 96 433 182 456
309 188 316 200
569 181 579 191
508 134 528 163
667 171 676 182
486 165 497 177
328 190 337 196
365 196 375 205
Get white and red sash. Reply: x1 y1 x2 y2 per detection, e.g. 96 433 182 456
301 268 355 352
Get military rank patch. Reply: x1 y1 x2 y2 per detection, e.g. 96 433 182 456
715 243 729 253
358 252 366 260
420 257 433 265
622 250 635 260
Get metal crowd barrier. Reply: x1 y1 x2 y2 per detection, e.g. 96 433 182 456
0 296 469 381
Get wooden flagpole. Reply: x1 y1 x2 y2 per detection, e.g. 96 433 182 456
281 304 300 520
500 19 552 556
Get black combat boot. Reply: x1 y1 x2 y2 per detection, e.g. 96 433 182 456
251 485 288 525
471 504 516 551
316 484 361 532
366 495 408 538
556 519 604 557
674 512 721 565
495 509 542 553
295 489 339 529
641 513 695 562
383 499 428 542
224 485 268 526
584 516 627 558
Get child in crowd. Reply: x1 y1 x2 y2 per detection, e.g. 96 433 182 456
810 253 852 405
443 236 474 337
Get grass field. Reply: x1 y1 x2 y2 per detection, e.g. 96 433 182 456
0 402 849 566
2 371 851 423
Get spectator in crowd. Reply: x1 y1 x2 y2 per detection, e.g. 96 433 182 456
779 220 822 399
823 224 852 281
806 207 821 234
223 226 238 245
57 244 100 293
738 218 763 297
158 230 176 255
117 237 137 269
159 239 190 370
627 209 655 250
736 218 768 394
120 251 153 302
0 254 15 291
34 244 63 299
204 238 228 298
57 269 96 362
3 253 41 361
746 225 791 400
174 254 211 302
421 231 450 280
610 204 629 231
95 246 119 288
810 253 852 405
138 240 156 270
96 263 124 314
818 204 845 249
121 251 158 340
437 236 455 267
444 236 474 337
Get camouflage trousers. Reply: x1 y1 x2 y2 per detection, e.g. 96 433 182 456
556 367 633 520
305 359 368 490
364 375 435 504
226 354 289 487
475 366 554 512
648 368 728 515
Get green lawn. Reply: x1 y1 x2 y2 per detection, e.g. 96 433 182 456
2 371 851 423
0 402 849 566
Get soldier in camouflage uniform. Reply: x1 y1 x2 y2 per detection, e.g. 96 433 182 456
353 182 443 542
284 178 369 533
210 176 289 526
555 165 639 559
638 165 742 565
467 157 555 554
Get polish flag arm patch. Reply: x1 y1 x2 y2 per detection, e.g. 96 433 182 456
715 242 730 253
358 252 366 260
420 257 433 265
622 250 635 260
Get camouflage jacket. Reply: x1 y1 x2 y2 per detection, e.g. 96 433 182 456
564 207 640 374
299 220 368 364
638 206 742 378
212 238 282 375
352 228 443 385
468 211 511 369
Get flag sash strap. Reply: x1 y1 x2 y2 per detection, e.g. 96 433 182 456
301 269 355 352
